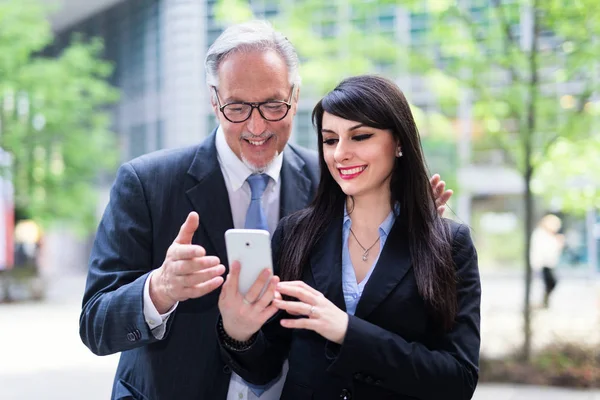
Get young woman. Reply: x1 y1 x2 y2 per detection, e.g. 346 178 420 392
218 75 481 400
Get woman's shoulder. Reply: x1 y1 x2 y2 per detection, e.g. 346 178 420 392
278 209 311 233
442 218 474 248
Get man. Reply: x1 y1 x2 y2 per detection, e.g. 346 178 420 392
79 20 452 400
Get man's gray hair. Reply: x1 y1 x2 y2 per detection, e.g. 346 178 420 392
205 20 301 92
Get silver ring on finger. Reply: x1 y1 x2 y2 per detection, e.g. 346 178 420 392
243 297 253 306
308 305 316 317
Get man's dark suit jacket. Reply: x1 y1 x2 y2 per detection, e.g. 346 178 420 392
79 132 319 400
221 212 481 400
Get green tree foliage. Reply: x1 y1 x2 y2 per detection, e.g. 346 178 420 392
0 0 119 235
396 0 600 361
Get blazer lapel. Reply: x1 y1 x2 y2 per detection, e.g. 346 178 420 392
280 146 311 218
354 221 412 319
185 132 233 265
309 215 346 312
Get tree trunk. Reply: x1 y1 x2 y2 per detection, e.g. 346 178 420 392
522 165 534 362
521 1 539 363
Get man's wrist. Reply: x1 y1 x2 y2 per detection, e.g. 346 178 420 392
149 271 176 314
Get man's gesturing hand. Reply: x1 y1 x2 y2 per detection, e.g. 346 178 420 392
150 212 225 313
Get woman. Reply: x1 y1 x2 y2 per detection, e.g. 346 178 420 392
530 214 564 308
218 75 481 400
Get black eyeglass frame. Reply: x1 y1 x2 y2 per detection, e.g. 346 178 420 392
212 85 295 123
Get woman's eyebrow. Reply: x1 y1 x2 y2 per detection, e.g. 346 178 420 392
348 123 365 131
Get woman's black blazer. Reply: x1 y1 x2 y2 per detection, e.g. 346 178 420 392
220 213 481 400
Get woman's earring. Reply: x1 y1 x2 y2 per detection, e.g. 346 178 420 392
396 149 403 157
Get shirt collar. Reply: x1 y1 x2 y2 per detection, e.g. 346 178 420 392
215 125 284 191
343 202 399 236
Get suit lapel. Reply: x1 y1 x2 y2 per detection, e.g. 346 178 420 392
280 146 311 218
309 214 346 312
185 132 233 265
355 221 412 319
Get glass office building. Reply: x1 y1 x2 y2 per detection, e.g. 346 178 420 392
49 0 321 161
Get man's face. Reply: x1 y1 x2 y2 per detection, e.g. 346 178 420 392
212 49 298 172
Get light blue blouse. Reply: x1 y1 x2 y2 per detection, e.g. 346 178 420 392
341 205 398 315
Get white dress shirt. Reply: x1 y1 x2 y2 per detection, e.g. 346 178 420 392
214 126 282 234
142 126 288 399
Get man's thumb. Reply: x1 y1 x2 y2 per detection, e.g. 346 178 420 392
174 212 199 244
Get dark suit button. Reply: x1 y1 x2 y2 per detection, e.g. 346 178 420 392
126 332 136 342
375 379 382 385
223 365 231 374
340 389 352 399
353 372 363 380
365 376 373 384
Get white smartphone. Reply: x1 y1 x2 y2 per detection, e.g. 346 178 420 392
224 229 273 296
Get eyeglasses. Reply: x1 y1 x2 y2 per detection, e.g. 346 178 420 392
212 85 295 123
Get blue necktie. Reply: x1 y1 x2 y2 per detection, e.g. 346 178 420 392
243 173 272 398
245 174 270 231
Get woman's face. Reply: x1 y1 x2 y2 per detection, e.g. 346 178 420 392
321 112 399 201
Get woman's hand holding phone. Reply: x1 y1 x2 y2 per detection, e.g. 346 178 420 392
218 261 280 342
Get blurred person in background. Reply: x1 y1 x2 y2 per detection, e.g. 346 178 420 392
14 219 43 269
530 214 565 308
79 21 452 400
217 75 480 400
6 219 45 301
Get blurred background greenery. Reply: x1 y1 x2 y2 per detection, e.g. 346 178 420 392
0 0 119 234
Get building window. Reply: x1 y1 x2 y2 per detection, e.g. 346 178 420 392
156 120 164 150
378 13 395 32
128 1 147 97
207 114 219 133
155 0 162 91
294 110 316 150
206 0 224 50
129 124 147 159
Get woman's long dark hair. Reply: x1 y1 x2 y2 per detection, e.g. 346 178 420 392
279 75 457 331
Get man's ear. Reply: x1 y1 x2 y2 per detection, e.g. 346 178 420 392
209 88 219 117
291 86 301 116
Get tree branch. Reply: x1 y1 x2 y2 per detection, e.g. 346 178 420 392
442 4 526 121
490 0 524 84
525 5 539 154
489 131 519 168
575 88 594 114
539 133 561 160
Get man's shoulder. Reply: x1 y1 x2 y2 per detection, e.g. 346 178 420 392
284 144 320 192
286 143 319 171
126 145 201 176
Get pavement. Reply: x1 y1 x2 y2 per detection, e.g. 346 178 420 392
0 270 598 399
479 269 600 357
474 384 600 399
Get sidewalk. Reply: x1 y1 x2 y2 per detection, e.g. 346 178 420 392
479 270 600 358
1 272 598 399
474 383 600 399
